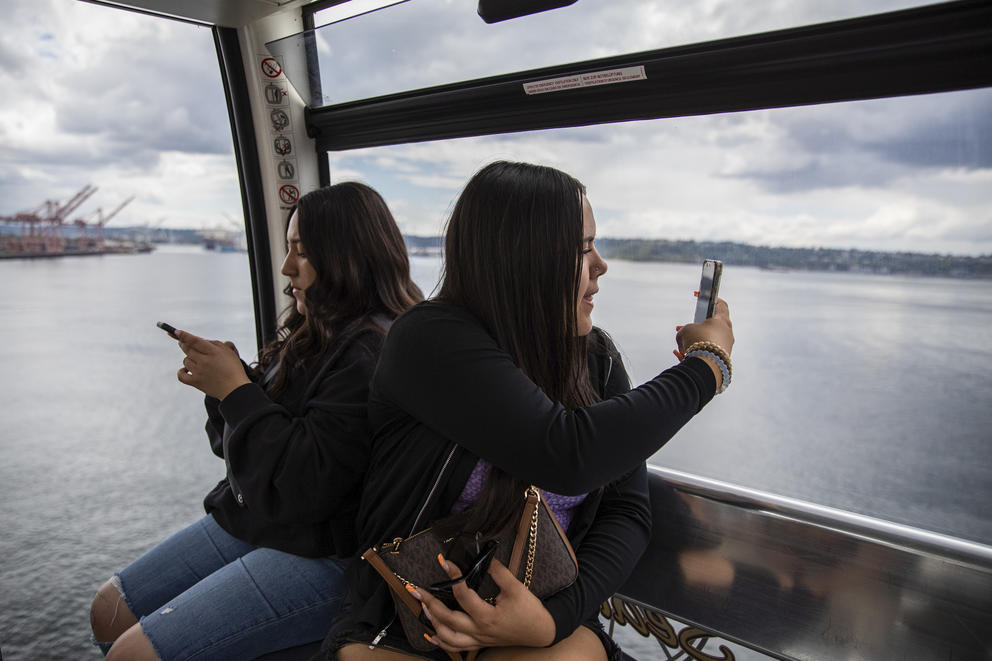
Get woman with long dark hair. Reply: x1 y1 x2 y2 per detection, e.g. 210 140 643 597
324 162 734 660
89 182 423 661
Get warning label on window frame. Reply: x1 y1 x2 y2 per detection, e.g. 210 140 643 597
523 66 647 95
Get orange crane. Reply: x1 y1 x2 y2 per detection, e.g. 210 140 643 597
73 195 135 250
79 195 135 228
1 185 137 256
1 185 93 254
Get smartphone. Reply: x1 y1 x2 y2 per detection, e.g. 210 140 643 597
156 321 179 339
693 259 723 323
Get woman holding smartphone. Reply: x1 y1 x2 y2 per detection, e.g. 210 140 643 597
324 161 734 661
89 183 423 660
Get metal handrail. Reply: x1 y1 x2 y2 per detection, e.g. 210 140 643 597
649 465 992 569
609 465 992 660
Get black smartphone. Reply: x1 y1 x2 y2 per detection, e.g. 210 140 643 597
693 259 723 323
425 534 500 609
156 321 179 339
442 534 499 591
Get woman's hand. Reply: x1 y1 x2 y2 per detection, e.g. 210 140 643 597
675 298 734 357
175 330 250 400
411 558 556 653
674 299 734 389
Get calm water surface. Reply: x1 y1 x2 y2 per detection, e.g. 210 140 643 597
1 247 989 659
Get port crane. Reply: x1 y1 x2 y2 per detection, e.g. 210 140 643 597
75 195 135 227
72 195 136 250
1 186 136 256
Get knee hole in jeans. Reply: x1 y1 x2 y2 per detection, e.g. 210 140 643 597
91 575 131 643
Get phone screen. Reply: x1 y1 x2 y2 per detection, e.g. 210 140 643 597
693 260 723 323
156 321 179 338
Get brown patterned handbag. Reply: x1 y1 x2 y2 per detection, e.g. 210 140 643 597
362 485 578 660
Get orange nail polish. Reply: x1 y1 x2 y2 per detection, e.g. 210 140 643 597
437 553 445 568
693 290 699 297
424 633 433 643
405 583 416 593
676 325 684 331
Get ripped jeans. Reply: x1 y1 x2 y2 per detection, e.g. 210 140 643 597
94 514 346 660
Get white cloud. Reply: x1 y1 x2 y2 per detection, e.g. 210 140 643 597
330 97 992 255
0 0 236 228
1 0 989 255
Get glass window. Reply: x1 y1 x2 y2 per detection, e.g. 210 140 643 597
330 88 992 545
1 2 251 657
297 0 935 105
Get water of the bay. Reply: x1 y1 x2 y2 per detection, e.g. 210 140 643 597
1 246 990 659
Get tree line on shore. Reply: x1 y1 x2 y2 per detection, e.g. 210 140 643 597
102 227 991 279
404 235 991 279
598 238 992 279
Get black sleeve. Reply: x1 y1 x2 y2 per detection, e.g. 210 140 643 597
215 338 376 525
376 305 715 495
544 464 651 643
544 343 652 642
205 358 254 458
205 395 225 458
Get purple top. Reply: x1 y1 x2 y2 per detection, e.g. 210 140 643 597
451 459 588 531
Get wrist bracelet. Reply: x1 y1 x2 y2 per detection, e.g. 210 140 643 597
682 341 732 379
684 350 731 394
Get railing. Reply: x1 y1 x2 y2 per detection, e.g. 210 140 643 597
606 466 992 660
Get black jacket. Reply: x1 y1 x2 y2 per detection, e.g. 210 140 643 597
203 323 384 558
323 301 716 654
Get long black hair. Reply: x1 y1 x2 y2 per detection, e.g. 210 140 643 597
256 182 423 394
437 161 598 535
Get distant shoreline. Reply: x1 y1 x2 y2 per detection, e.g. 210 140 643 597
404 235 992 280
12 224 983 279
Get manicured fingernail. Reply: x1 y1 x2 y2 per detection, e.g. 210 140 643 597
673 349 681 359
437 553 446 569
676 325 684 331
424 633 435 644
405 584 421 599
421 602 430 618
693 290 699 297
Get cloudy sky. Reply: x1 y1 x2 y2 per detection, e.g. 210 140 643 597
2 0 990 255
0 0 239 232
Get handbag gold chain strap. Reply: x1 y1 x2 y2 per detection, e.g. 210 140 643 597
383 487 542 592
523 486 540 589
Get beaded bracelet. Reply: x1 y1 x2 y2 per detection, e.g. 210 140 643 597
684 349 731 394
682 341 732 378
682 341 732 394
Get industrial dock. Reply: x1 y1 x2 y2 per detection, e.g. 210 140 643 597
0 185 151 258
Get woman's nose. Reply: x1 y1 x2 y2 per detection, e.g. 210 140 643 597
595 252 608 277
280 253 293 276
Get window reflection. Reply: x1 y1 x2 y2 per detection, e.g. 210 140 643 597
328 88 992 544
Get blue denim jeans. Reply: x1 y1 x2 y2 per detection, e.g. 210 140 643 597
102 514 347 660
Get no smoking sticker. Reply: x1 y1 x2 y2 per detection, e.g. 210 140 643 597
279 184 300 205
260 57 283 78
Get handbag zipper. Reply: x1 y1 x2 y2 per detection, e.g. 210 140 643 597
408 444 457 535
360 633 438 659
370 443 457 648
370 622 392 649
